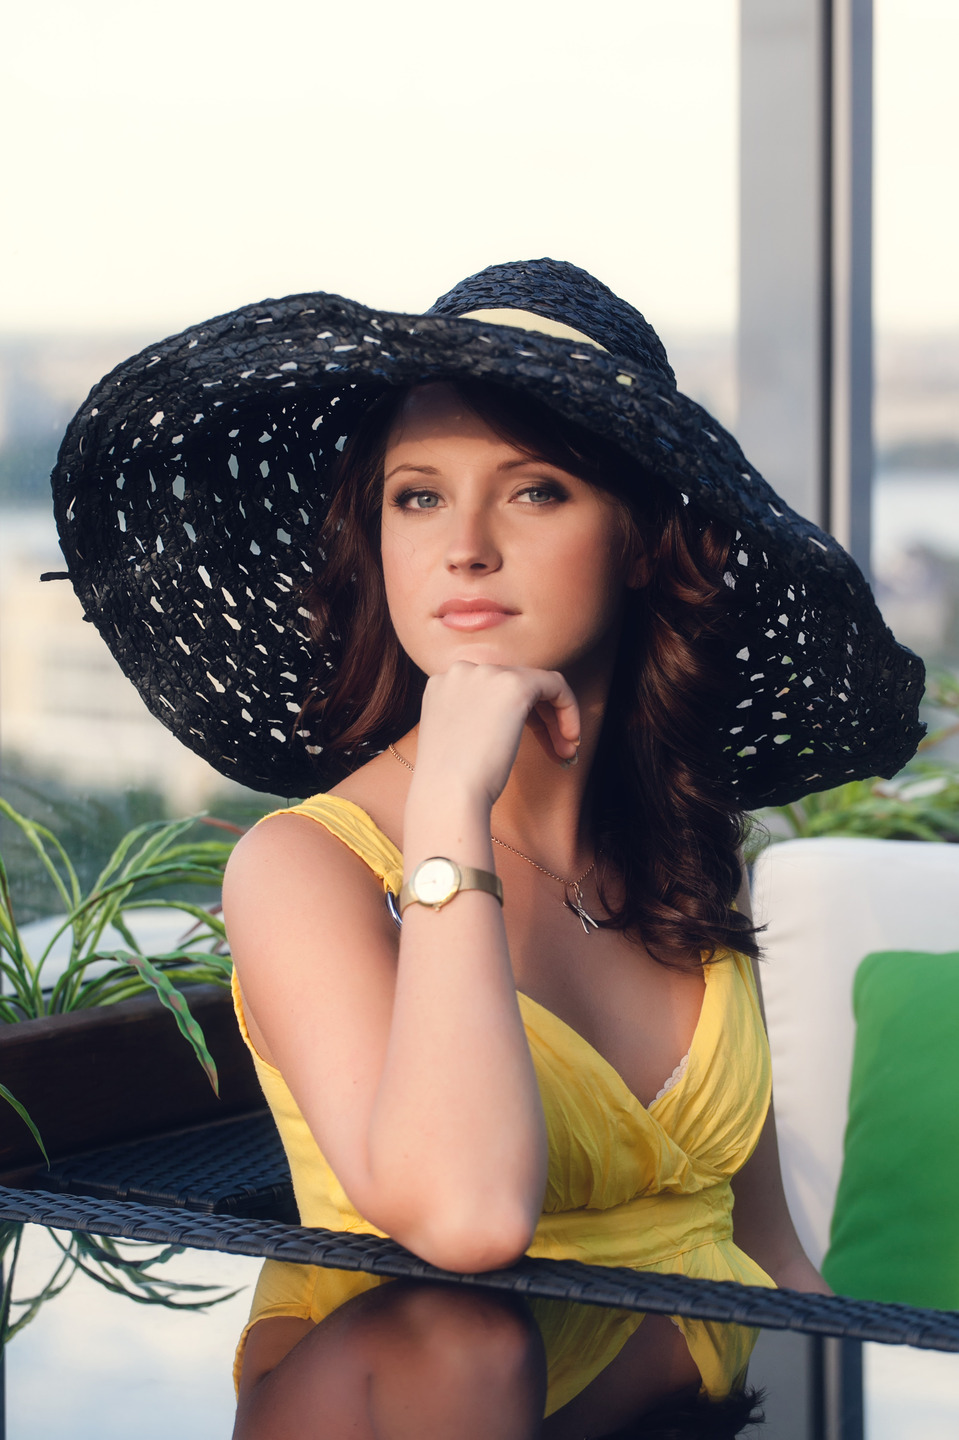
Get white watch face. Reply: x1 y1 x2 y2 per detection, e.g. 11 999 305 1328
413 857 460 906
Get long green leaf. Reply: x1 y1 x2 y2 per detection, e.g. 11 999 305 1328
0 1226 24 1344
70 953 231 1009
0 1083 49 1165
70 816 220 964
90 816 192 894
0 998 32 1024
118 898 228 938
47 921 230 1013
95 952 220 1093
0 1230 240 1337
0 952 42 1015
47 864 230 1010
1 796 238 1027
0 798 80 914
107 820 214 897
4 1248 77 1341
109 913 143 952
0 849 32 975
69 1232 185 1271
63 862 230 926
65 1254 242 1308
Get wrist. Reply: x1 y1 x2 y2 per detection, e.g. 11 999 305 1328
400 858 503 914
405 773 493 831
403 779 495 874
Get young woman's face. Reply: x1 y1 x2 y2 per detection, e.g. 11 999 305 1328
380 384 643 684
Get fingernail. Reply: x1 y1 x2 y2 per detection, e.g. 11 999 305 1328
561 752 579 769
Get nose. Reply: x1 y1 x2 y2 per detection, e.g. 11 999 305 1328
444 504 502 574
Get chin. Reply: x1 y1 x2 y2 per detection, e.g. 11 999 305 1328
442 647 523 670
410 628 589 676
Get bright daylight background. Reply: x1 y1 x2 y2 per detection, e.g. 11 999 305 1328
0 0 747 821
0 6 957 1435
1 1 741 333
1 2 956 813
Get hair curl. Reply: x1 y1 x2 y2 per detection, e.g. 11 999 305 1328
299 380 758 966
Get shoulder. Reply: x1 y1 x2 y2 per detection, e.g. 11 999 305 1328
223 803 400 1055
229 766 404 883
222 804 401 1114
224 805 387 909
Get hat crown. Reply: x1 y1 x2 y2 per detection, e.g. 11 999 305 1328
428 257 675 387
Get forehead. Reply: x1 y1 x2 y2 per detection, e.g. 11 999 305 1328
385 383 505 455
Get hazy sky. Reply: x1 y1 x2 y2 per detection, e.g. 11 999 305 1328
0 0 955 337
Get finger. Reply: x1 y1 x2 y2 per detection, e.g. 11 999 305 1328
535 671 581 743
530 702 578 763
526 705 571 767
528 675 580 761
522 705 552 762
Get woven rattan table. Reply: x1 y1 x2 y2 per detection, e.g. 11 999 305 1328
1 1179 957 1355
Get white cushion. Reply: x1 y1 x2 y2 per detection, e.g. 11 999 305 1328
750 836 959 1266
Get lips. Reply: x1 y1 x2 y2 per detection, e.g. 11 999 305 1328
436 598 517 631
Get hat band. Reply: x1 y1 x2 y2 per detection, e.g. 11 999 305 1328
459 308 607 352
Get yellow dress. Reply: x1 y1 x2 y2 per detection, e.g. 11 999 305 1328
232 794 774 1403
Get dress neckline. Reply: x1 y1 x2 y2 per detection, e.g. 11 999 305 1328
515 975 712 1116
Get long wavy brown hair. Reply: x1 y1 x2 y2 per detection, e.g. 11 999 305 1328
299 380 758 966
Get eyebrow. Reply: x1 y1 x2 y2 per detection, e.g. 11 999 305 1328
384 463 439 482
383 456 562 483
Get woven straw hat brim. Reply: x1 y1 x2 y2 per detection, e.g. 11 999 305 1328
51 281 924 807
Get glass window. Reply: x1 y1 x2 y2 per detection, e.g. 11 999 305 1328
873 0 959 737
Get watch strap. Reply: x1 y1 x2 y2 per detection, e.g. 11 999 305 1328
399 861 504 913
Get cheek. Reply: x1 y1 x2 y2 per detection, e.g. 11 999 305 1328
549 523 629 623
380 515 415 610
380 518 429 656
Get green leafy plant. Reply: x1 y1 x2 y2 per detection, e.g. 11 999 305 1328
0 1222 241 1351
0 800 241 1154
748 669 959 860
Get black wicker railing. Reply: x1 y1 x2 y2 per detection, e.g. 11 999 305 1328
1 1184 958 1353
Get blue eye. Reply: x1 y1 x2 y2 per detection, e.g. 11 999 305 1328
517 483 564 504
395 489 440 510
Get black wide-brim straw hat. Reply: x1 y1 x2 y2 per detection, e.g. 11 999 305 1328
50 258 924 808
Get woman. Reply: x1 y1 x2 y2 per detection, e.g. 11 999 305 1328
50 258 924 1404
225 373 797 1258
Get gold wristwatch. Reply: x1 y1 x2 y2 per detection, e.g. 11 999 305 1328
399 857 504 914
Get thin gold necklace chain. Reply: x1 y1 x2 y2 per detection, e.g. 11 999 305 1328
488 834 595 889
386 742 600 933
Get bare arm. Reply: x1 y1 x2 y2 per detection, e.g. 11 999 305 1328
224 663 577 1272
729 863 833 1293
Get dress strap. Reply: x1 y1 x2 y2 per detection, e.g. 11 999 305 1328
263 794 404 894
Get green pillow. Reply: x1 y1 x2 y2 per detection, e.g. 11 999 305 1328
822 949 959 1310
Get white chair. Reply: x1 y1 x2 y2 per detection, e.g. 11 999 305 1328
750 835 959 1268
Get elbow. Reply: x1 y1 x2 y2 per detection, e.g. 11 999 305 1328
354 1160 546 1275
399 1205 537 1275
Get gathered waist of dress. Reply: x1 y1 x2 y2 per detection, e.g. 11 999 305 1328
528 1180 737 1270
289 1169 761 1283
